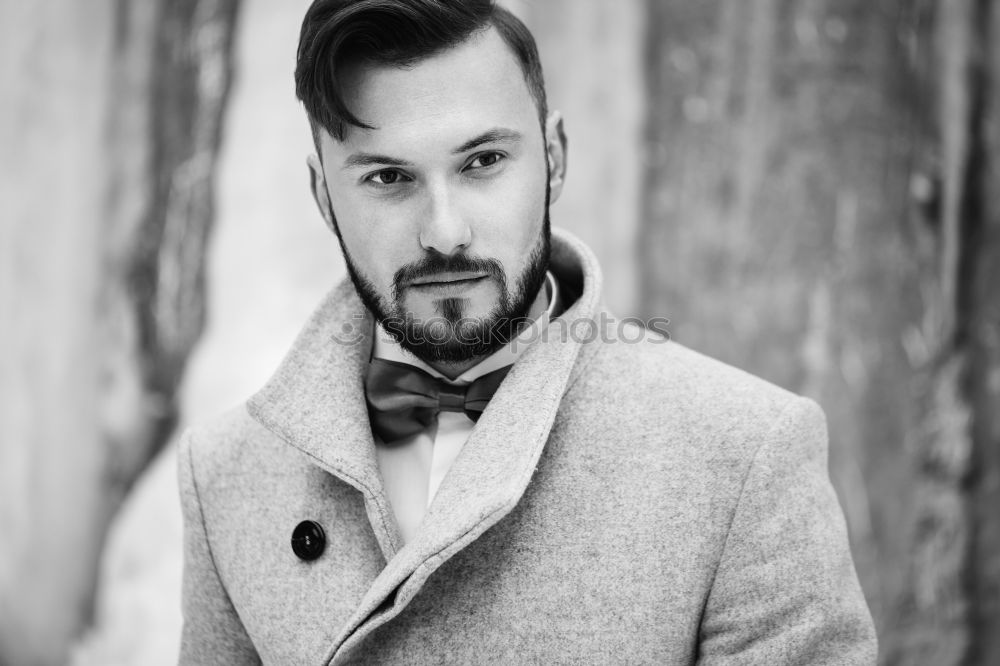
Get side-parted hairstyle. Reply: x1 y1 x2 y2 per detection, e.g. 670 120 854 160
295 0 547 146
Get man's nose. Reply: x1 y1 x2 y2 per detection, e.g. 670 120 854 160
419 182 471 256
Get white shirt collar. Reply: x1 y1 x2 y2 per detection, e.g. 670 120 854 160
372 272 560 385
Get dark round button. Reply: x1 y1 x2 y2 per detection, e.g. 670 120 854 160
291 520 326 561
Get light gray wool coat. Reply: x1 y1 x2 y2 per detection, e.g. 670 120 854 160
178 228 877 665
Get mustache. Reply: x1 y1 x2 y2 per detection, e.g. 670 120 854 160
392 254 506 300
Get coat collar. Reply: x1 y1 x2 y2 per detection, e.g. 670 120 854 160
247 227 604 657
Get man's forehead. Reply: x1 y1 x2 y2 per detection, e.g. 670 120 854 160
326 27 539 155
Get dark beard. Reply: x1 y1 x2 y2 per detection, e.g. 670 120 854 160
328 185 552 366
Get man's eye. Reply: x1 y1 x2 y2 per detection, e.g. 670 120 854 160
467 152 504 170
366 170 406 185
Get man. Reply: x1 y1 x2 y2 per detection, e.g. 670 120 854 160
178 0 877 663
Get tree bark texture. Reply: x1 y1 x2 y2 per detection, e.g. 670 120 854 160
0 0 239 663
641 0 999 663
968 2 1000 662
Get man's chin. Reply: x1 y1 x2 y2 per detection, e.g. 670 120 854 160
399 334 504 366
377 302 514 366
401 295 498 327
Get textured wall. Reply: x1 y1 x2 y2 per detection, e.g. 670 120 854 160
641 1 1000 663
0 0 239 663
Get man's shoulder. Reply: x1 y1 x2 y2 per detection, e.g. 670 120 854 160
561 323 823 456
178 405 287 485
582 326 801 413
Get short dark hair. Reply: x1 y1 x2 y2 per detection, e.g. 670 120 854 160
295 0 547 146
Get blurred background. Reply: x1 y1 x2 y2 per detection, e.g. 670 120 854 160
1 0 998 664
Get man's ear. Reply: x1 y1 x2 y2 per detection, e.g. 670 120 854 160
544 111 568 204
307 154 336 233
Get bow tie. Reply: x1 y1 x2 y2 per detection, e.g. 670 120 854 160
364 358 512 443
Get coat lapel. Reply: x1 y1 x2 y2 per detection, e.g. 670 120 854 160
246 228 604 662
246 281 404 558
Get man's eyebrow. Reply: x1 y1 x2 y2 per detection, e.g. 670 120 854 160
342 153 413 170
452 128 523 154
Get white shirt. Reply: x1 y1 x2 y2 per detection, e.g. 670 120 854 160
371 273 560 543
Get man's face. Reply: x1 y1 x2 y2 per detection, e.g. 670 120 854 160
308 27 566 365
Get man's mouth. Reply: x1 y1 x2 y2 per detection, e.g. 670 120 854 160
408 272 489 289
